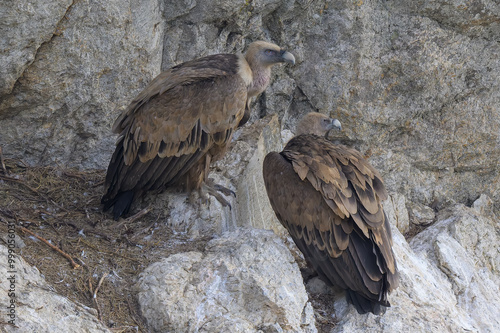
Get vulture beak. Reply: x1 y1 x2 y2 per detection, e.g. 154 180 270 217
280 49 296 65
330 118 342 131
326 118 342 138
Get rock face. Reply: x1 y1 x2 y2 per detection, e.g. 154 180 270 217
286 0 500 213
0 245 111 333
0 0 72 97
136 228 317 333
0 0 165 169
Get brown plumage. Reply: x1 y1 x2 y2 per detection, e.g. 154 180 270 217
263 112 399 314
102 41 295 219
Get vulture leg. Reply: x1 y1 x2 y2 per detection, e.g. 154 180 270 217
204 153 211 183
194 153 235 208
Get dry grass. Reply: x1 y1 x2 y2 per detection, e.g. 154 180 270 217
0 158 210 332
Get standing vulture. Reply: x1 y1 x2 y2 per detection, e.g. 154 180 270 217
263 113 399 314
102 41 295 219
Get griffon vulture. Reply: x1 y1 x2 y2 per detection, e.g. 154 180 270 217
102 41 295 219
263 112 399 314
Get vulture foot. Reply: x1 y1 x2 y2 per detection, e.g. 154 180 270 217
200 179 235 209
211 183 236 197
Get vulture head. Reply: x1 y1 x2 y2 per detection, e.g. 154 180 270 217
246 41 296 67
296 112 342 137
244 41 295 98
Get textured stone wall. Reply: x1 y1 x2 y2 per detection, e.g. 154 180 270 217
0 0 165 169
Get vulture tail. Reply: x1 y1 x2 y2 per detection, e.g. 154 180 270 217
102 190 135 220
345 289 387 315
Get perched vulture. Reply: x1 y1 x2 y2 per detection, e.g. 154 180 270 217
102 41 295 219
263 113 399 314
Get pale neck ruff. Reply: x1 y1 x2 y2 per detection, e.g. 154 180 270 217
248 67 271 98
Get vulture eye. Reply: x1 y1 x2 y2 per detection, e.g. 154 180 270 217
265 49 276 56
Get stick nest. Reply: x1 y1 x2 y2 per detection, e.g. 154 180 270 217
0 158 210 332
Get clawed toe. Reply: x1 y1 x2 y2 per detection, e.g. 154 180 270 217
200 180 235 209
212 183 236 197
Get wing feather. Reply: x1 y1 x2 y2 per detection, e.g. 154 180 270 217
332 220 349 251
354 183 379 214
112 54 246 166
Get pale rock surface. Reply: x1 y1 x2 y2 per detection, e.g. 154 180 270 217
0 245 110 333
408 201 436 226
0 0 72 96
136 228 317 333
384 192 410 234
332 195 500 333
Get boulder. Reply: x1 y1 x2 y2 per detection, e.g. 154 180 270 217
136 228 317 333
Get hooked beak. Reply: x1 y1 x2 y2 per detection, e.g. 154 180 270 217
280 49 296 65
326 118 342 138
330 118 342 131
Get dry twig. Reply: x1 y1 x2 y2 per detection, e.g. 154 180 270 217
19 226 81 269
91 272 109 321
93 272 108 299
118 206 152 226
